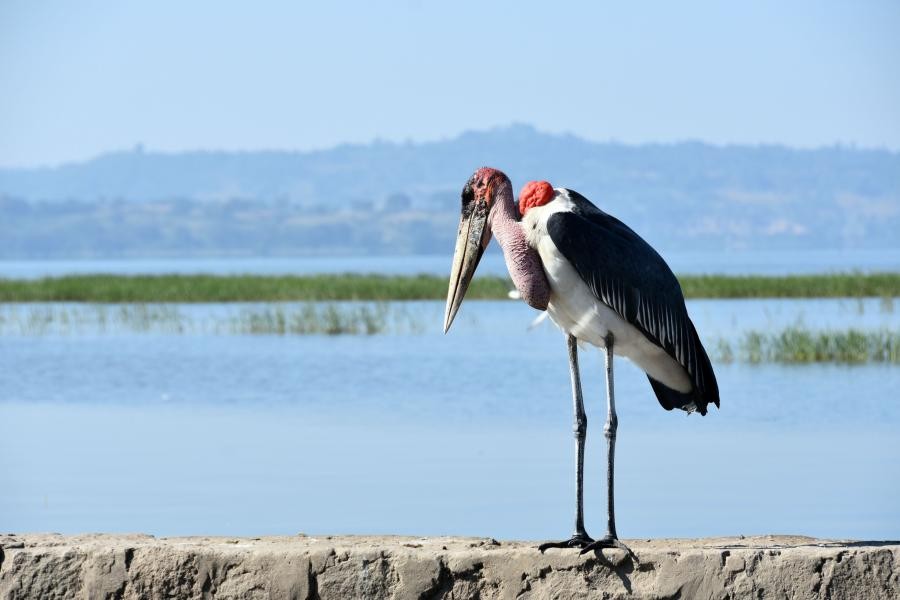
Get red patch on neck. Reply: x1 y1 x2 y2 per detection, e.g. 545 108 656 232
518 181 554 215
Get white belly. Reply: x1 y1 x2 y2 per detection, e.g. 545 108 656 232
536 236 693 393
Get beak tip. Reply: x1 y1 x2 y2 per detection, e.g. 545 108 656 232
444 209 487 337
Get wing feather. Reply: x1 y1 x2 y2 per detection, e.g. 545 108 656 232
546 190 720 414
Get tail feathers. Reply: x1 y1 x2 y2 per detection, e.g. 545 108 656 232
650 323 721 416
688 323 721 411
648 376 710 416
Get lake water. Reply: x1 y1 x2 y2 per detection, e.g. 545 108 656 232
3 247 900 279
2 298 898 541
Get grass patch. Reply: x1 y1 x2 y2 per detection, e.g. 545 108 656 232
231 304 412 335
0 303 423 336
3 302 898 362
0 274 507 303
1 272 899 302
679 272 900 299
715 327 900 364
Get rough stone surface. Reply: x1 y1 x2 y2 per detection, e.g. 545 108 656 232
0 534 897 599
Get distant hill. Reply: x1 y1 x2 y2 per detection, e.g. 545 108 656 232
1 124 898 258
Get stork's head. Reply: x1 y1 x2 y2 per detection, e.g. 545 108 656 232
443 167 509 333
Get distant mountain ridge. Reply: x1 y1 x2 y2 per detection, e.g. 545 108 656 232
1 125 898 258
3 124 899 203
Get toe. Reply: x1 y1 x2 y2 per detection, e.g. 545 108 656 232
538 535 594 552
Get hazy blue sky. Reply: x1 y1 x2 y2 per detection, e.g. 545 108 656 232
1 0 898 167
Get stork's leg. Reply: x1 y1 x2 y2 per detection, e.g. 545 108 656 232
580 333 638 561
538 334 594 552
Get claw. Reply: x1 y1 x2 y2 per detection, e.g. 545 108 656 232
579 536 639 564
538 534 594 553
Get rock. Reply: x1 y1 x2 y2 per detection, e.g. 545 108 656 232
725 553 746 573
0 534 897 599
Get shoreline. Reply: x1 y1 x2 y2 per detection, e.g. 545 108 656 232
2 272 900 302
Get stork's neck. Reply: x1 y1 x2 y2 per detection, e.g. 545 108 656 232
490 180 551 311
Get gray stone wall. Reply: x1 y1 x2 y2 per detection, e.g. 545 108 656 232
1 534 897 599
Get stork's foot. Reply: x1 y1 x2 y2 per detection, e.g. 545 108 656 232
579 536 638 563
538 533 594 553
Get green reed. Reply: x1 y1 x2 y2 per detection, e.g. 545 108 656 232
2 302 897 363
230 303 400 335
1 272 899 302
715 327 900 364
0 303 421 336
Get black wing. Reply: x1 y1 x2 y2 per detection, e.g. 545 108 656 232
547 189 719 415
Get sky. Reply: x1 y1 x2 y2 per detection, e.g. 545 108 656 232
1 0 899 168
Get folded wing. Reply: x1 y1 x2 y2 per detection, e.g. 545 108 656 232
546 190 720 415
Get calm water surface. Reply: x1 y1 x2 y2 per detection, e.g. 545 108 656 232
1 299 898 540
4 248 900 279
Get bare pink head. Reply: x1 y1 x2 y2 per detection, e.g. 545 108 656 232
445 167 551 332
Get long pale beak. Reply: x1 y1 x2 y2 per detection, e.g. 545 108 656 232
443 202 489 333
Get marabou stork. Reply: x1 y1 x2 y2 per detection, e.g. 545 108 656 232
444 167 719 557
